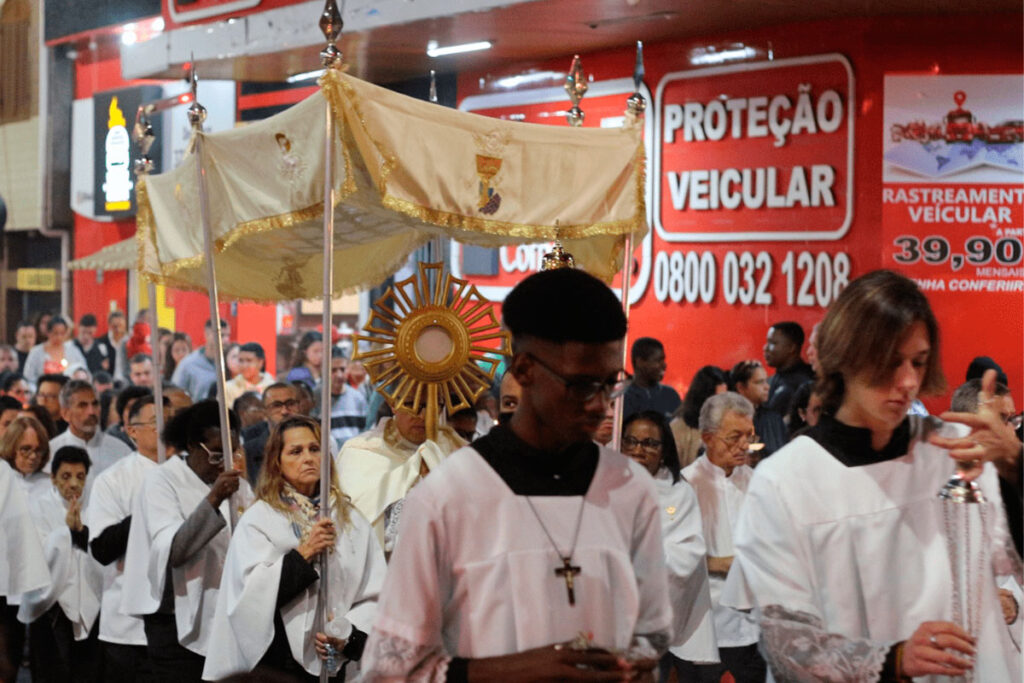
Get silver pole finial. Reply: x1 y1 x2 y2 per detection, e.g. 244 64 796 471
626 41 646 117
564 55 588 127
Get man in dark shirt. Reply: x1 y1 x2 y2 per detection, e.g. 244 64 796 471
14 320 36 374
74 314 112 376
622 337 681 421
763 321 815 415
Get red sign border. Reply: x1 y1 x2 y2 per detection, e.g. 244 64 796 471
652 52 856 243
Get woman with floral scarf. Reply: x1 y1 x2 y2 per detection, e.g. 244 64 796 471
203 415 386 682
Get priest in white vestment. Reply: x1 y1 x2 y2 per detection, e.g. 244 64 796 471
619 411 718 677
681 392 764 682
723 270 1023 682
337 405 465 552
121 400 253 681
18 446 103 680
204 415 385 682
362 268 671 681
85 395 168 679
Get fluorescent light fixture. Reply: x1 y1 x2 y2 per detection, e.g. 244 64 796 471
427 40 492 58
689 44 761 66
286 69 325 83
494 70 562 89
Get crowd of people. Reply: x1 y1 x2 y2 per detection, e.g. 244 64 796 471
0 266 1021 683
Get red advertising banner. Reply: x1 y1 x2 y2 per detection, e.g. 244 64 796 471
455 16 1024 405
882 74 1024 392
655 55 854 242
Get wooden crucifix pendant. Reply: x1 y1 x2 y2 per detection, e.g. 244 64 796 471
554 556 581 606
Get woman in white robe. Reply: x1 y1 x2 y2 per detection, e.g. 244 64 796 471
723 269 1022 682
0 457 48 681
621 410 718 681
203 414 385 682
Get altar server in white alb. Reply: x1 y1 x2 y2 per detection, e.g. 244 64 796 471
85 393 166 680
723 269 1022 682
121 400 253 681
619 411 718 677
203 414 385 682
18 446 103 681
362 267 672 681
0 457 48 680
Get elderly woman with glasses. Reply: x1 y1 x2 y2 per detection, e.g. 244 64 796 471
120 400 253 682
204 415 385 682
0 414 52 497
621 411 718 681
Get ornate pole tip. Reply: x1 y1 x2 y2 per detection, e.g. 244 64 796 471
187 100 207 128
541 241 576 270
319 0 344 67
564 55 588 127
319 0 343 42
626 41 646 118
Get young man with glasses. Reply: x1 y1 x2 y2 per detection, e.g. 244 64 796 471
681 391 765 683
86 394 168 681
121 400 252 681
363 267 671 682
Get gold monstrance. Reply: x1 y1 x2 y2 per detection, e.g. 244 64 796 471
352 262 511 441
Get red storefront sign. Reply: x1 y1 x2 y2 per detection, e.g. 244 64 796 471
654 54 854 242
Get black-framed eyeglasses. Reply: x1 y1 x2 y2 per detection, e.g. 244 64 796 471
622 435 663 451
266 398 299 412
527 353 626 403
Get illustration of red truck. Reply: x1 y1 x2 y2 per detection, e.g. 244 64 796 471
984 119 1024 143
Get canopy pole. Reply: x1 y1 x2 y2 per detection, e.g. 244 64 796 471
148 280 167 463
317 3 344 679
612 41 646 452
611 235 633 452
187 69 236 515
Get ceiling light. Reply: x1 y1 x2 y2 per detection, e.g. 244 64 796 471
286 69 325 83
494 70 563 89
427 40 492 58
689 45 762 66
